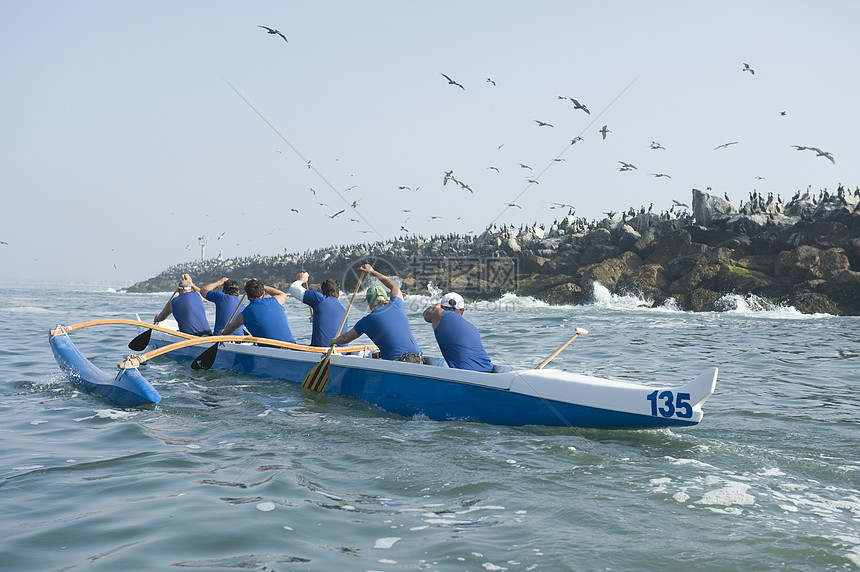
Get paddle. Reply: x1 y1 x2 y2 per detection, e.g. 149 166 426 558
129 291 178 351
535 328 588 370
191 294 246 370
302 271 365 393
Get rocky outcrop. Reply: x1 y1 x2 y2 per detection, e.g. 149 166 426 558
126 185 860 315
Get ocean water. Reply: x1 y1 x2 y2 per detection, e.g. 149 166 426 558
1 284 858 571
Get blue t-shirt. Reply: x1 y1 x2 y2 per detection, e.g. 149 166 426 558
241 297 295 343
303 290 347 347
171 291 211 335
206 290 246 335
434 310 493 372
353 296 420 360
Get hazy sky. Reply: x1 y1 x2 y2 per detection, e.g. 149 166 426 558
2 1 857 285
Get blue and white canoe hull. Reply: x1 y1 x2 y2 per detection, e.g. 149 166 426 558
147 330 717 429
49 332 162 407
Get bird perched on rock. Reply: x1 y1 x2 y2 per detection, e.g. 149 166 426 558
600 125 611 140
440 73 465 90
258 25 288 42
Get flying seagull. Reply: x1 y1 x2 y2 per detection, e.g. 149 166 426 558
258 25 288 42
649 141 666 150
809 147 836 164
571 136 583 145
570 98 590 114
486 77 496 86
650 173 671 178
742 62 754 75
290 208 299 213
329 209 345 219
534 120 553 127
600 125 611 140
440 73 465 90
0 241 8 245
714 141 738 150
672 199 690 208
487 166 500 172
618 161 637 170
507 203 522 209
519 163 533 170
217 232 226 240
443 170 455 185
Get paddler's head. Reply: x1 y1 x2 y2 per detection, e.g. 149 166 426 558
365 285 389 309
244 279 265 300
440 292 465 314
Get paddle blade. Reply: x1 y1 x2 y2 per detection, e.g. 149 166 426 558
302 351 332 393
128 328 153 351
191 343 219 370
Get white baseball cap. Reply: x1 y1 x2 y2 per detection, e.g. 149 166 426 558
440 292 465 310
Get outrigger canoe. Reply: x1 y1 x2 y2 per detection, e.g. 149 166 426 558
48 319 718 429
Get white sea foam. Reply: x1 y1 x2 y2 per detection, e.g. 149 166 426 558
714 293 805 318
74 409 138 422
373 537 400 549
696 481 755 507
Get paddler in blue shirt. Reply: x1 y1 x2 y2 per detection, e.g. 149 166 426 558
423 292 494 372
197 276 247 336
330 263 422 361
154 274 212 336
221 279 296 343
288 271 347 347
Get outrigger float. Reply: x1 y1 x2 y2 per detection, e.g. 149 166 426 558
48 319 718 429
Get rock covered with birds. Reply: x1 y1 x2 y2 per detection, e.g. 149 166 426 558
127 186 860 316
